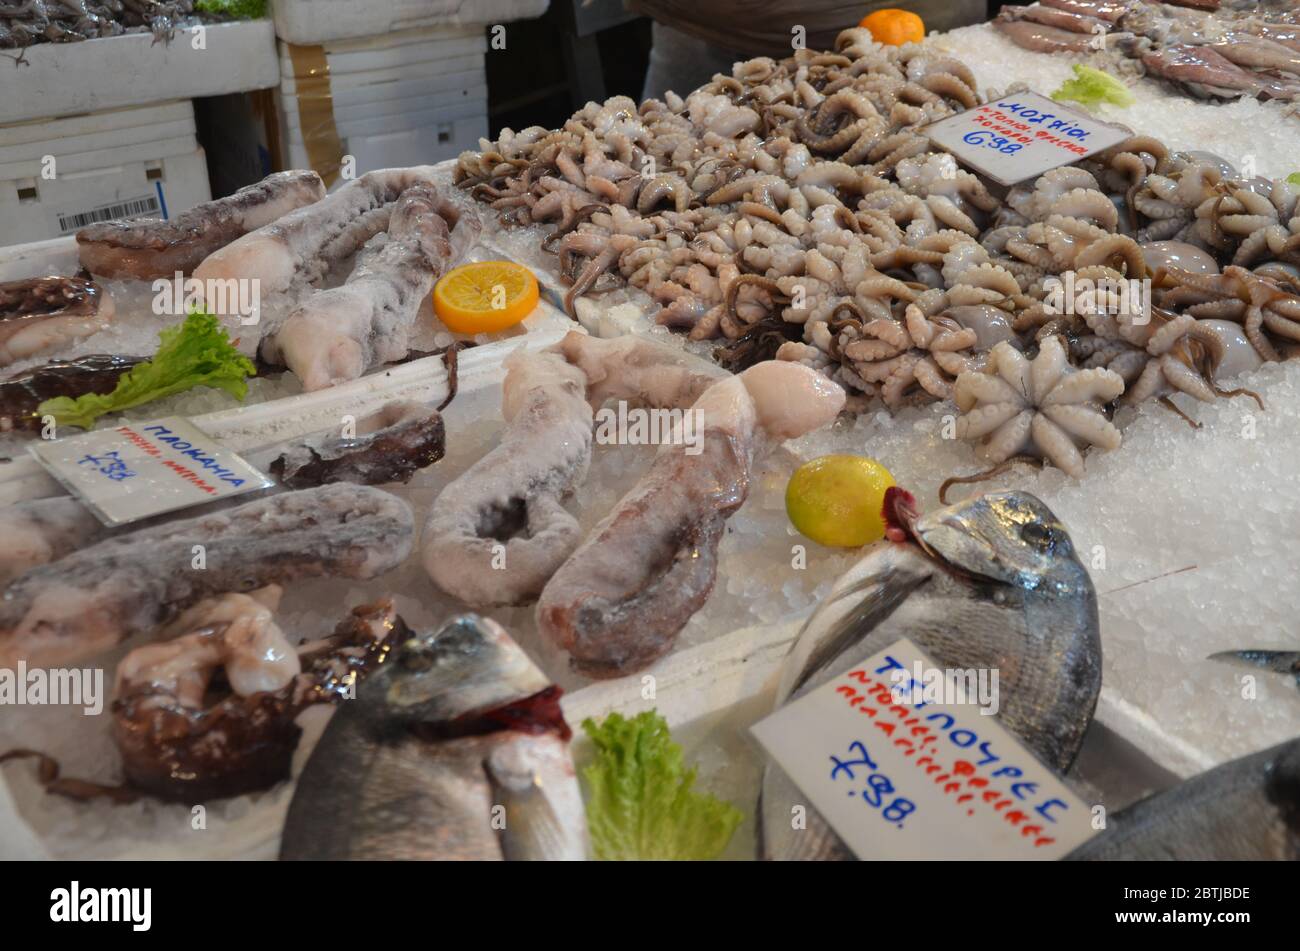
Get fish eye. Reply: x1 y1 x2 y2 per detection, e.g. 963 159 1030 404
1019 521 1063 551
399 638 435 671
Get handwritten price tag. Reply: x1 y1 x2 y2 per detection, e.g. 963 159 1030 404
30 416 272 526
751 637 1100 860
922 91 1130 187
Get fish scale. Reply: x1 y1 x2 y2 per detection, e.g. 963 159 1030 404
1068 737 1300 859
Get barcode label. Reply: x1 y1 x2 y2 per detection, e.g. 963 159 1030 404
57 194 161 234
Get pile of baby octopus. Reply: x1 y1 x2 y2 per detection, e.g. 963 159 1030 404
455 26 1300 478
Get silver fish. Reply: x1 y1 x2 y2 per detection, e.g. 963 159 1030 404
759 491 1102 860
1068 738 1300 860
280 614 587 861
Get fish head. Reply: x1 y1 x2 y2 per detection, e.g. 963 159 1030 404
366 614 550 724
913 491 1087 593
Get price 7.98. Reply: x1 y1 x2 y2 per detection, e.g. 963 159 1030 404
829 740 918 828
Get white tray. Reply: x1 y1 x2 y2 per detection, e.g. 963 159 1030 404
0 160 1291 859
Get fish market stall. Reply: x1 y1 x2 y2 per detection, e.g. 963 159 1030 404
1 3 1299 865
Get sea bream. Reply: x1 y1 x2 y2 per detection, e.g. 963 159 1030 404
759 490 1102 860
1068 738 1300 860
280 614 587 861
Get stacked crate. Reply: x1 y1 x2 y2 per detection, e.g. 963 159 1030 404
0 19 280 247
0 102 211 244
274 26 490 181
267 0 547 186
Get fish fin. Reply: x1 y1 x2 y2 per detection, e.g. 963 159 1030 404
1208 649 1300 687
484 741 568 862
783 560 931 700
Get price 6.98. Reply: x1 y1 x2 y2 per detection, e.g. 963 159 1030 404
962 130 1024 155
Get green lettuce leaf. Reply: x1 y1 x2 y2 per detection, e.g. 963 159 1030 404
1051 65 1136 109
1287 172 1300 191
38 310 256 430
194 0 266 18
581 710 744 861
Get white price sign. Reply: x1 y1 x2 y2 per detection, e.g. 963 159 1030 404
29 416 272 527
751 637 1100 860
923 91 1131 186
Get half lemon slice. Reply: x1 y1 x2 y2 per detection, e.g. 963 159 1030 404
433 261 539 334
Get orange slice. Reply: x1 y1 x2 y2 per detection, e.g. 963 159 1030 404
859 9 925 46
433 261 539 334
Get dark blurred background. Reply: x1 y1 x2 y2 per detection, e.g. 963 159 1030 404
487 0 1008 137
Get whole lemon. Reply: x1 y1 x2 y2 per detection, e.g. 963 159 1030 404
786 454 896 547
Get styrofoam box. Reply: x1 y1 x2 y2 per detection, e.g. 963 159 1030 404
0 100 212 246
280 80 488 138
274 26 489 180
276 48 488 141
272 0 547 45
283 116 487 178
2 20 280 125
277 24 487 77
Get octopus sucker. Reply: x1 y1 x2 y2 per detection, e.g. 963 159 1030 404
0 484 415 670
262 183 479 391
0 496 103 588
76 171 326 280
194 167 446 306
536 361 845 678
423 332 724 608
0 275 115 367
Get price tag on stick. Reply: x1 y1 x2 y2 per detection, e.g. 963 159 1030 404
922 90 1130 187
751 637 1100 860
30 416 272 527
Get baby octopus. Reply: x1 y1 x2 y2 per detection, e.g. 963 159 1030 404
955 337 1124 479
451 25 1300 480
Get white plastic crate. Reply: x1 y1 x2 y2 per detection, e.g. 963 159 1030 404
277 24 487 77
271 0 547 45
273 26 489 182
282 116 487 177
0 102 211 246
2 20 280 125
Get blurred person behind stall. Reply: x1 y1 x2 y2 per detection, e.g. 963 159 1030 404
632 0 989 99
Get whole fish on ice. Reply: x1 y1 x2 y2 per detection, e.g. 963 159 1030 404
1068 738 1300 860
280 614 587 861
759 490 1102 860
